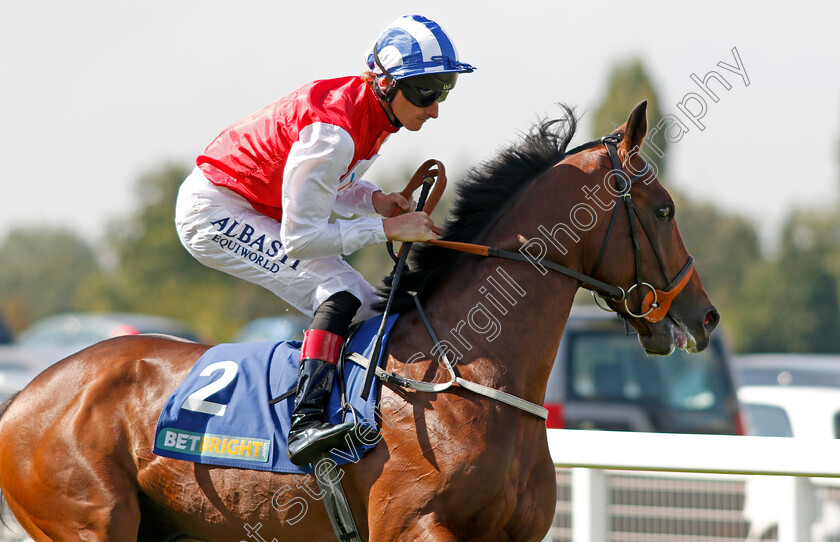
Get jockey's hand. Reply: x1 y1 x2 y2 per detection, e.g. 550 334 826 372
373 191 415 217
382 211 441 242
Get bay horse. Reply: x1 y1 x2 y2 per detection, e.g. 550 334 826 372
0 101 719 541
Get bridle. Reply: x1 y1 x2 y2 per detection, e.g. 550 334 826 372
580 133 695 322
428 133 696 323
351 134 698 422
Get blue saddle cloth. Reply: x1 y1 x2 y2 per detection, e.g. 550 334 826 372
152 314 399 474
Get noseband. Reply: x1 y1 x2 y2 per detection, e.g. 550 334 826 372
428 133 695 323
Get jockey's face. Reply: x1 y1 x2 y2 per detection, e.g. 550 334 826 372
390 89 439 132
375 76 440 132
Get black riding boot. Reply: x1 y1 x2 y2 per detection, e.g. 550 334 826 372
287 292 361 466
287 354 356 466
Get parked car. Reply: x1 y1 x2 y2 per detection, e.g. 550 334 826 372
543 306 745 435
232 314 309 343
733 354 840 541
0 361 38 402
734 353 840 439
734 353 840 389
0 312 204 390
0 313 13 344
738 386 840 439
17 312 202 348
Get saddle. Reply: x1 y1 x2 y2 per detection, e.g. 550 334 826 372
151 314 400 475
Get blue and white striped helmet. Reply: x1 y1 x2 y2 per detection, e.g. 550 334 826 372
366 15 476 81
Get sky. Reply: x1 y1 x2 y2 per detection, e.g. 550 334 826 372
2 1 838 250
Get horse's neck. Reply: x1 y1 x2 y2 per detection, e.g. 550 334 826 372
423 256 577 404
417 167 593 404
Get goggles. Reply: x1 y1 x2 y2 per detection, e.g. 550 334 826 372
398 82 449 108
371 43 460 108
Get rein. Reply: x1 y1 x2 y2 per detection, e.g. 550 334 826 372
426 239 624 301
428 134 695 324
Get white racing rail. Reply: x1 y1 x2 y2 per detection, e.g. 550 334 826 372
545 429 840 542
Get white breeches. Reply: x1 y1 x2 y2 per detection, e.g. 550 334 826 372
175 167 380 322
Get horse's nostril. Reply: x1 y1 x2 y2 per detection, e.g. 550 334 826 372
704 308 720 331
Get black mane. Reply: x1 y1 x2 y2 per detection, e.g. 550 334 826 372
376 105 579 312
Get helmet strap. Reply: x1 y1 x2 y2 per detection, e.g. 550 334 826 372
372 44 398 102
372 43 402 128
373 80 402 129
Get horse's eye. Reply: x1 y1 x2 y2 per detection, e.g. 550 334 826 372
656 204 674 220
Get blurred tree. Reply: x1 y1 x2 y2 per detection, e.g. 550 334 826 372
0 229 98 330
728 208 840 353
729 260 840 353
591 58 668 177
726 104 840 352
672 192 762 314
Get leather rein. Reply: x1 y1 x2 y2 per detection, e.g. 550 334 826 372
428 133 696 324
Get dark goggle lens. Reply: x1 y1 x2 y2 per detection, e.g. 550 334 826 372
399 84 448 107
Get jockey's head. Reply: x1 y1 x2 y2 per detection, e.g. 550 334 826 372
366 15 476 130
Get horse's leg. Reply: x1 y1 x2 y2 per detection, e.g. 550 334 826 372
4 436 142 542
366 513 460 542
400 519 460 542
0 369 143 540
3 446 141 542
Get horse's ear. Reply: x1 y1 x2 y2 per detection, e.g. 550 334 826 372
620 100 648 156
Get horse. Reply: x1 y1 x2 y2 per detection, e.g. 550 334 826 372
0 101 719 541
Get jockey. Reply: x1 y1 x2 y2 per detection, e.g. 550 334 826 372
175 14 476 466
